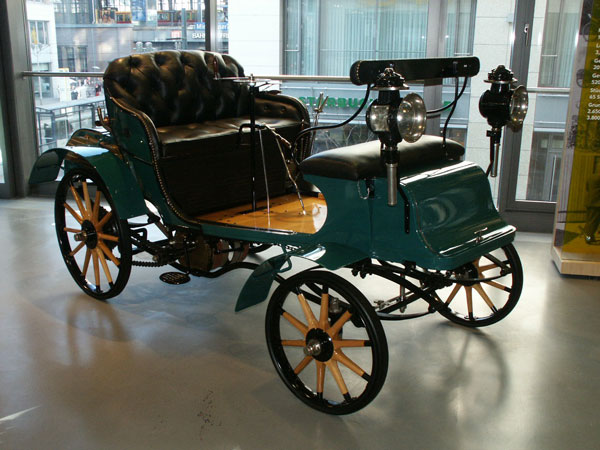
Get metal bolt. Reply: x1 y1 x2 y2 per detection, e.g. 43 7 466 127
329 297 343 314
303 339 322 357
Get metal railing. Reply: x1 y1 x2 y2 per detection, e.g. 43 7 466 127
22 71 351 82
22 71 573 92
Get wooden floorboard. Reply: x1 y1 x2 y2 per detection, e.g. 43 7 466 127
196 194 327 234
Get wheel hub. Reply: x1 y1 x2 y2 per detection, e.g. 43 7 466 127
304 328 334 362
76 220 98 249
454 262 479 286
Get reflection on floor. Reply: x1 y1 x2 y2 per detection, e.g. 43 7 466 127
1 198 599 449
197 193 327 234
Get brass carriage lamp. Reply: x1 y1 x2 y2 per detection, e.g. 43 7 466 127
366 67 427 206
478 65 528 177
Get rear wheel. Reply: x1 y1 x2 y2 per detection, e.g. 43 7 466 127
434 244 523 327
55 168 132 300
265 270 388 414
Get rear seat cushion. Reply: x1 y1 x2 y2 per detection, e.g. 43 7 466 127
157 117 301 157
299 135 465 180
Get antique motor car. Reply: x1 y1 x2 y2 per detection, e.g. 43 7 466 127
30 50 528 415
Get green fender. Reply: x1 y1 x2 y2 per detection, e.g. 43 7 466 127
235 243 368 311
29 147 148 220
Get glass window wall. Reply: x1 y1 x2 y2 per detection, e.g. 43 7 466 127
515 0 583 203
280 0 476 152
24 0 476 161
284 0 429 76
25 0 229 157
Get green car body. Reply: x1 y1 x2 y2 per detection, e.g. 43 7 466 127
30 95 514 309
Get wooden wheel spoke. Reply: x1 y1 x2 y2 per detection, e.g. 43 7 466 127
98 241 120 266
319 289 329 329
69 241 86 257
92 249 100 288
316 361 325 395
281 339 305 347
98 232 119 243
478 263 498 273
82 182 93 217
445 284 462 305
63 227 82 234
333 339 369 348
333 350 367 380
328 310 352 337
70 186 88 219
474 284 498 313
64 202 83 224
92 189 101 222
96 248 113 285
97 211 113 230
282 311 308 336
484 280 511 292
465 286 474 320
82 249 92 277
326 360 349 398
296 292 318 329
294 356 313 375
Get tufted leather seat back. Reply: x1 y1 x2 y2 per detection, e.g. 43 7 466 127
103 50 249 127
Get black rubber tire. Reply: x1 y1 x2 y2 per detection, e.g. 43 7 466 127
265 270 388 414
435 244 523 327
55 167 132 300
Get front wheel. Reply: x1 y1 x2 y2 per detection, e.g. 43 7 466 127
265 270 388 414
434 244 523 327
55 167 132 300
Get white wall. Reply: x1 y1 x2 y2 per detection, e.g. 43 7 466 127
228 0 281 75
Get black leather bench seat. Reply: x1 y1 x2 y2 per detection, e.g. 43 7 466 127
103 50 310 217
158 116 301 157
299 135 465 181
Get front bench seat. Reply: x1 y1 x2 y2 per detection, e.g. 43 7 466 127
103 50 309 216
299 136 465 180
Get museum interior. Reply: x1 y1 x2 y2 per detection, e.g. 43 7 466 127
0 0 599 448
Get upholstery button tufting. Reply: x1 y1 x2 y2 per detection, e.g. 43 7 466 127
104 50 308 129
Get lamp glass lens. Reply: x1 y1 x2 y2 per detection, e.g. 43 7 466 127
367 104 391 133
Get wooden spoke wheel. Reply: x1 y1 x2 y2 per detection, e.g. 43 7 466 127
265 270 388 414
55 168 132 300
434 244 523 327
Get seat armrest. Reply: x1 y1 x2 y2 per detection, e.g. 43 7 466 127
107 96 162 161
255 92 312 160
255 92 310 124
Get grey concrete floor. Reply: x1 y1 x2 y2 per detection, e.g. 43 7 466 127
0 197 599 449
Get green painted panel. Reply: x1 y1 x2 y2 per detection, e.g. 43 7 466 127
30 147 148 219
371 161 514 270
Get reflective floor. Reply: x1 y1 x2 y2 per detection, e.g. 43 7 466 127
1 198 599 449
